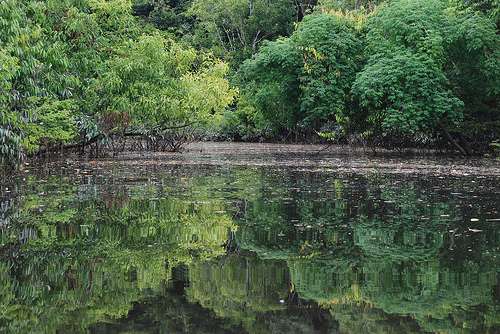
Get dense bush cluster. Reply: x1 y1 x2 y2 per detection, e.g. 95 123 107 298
236 1 500 155
0 0 237 169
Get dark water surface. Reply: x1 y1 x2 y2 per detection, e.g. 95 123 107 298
2 143 500 333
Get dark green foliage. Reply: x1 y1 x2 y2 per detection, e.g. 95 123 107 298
235 0 500 153
0 50 27 169
188 0 297 67
353 0 500 153
236 12 365 133
291 13 365 128
236 38 303 131
1 0 500 164
453 0 500 28
0 0 80 167
352 50 464 133
0 111 31 169
132 0 193 34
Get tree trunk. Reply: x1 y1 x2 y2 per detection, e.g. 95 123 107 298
456 132 474 156
438 120 472 156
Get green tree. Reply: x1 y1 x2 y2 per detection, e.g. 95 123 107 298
0 0 74 167
0 0 133 167
453 0 500 28
132 0 194 34
0 0 239 165
24 98 78 154
0 50 26 169
235 38 302 133
90 33 237 151
236 11 366 136
352 0 500 155
188 0 297 67
351 51 465 147
290 11 366 129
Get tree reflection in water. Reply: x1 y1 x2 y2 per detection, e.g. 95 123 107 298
1 162 499 333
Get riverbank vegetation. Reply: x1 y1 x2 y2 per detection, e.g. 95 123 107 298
1 0 499 170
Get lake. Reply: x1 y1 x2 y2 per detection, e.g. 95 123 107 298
1 142 500 333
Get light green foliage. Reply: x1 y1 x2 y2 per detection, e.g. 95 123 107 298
364 0 500 101
0 0 238 166
96 33 237 138
25 98 78 150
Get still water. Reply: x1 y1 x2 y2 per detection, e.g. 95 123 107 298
1 145 500 333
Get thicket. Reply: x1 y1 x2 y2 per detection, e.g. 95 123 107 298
236 0 500 154
0 0 237 170
1 0 500 170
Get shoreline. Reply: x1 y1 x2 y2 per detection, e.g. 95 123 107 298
29 141 500 177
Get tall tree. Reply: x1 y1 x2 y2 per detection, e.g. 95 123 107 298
236 11 367 134
352 0 500 155
0 0 238 167
89 33 237 151
188 0 297 66
0 0 75 168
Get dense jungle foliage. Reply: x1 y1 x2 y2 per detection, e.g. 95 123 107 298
1 0 500 169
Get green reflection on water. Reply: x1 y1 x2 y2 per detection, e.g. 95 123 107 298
1 163 500 333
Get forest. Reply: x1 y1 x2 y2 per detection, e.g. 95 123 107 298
1 0 500 169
